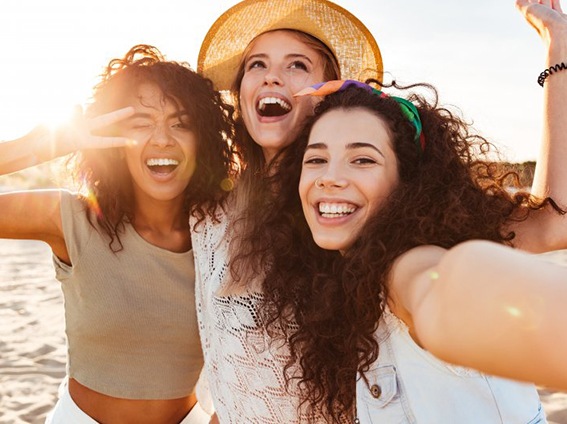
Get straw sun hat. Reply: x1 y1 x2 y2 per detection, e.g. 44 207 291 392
198 0 383 91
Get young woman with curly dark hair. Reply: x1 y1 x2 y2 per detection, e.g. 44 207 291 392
256 2 567 421
263 76 567 421
0 44 236 423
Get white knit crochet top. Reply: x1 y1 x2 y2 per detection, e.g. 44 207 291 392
190 207 323 423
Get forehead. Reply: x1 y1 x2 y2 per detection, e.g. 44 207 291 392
122 82 181 111
309 108 392 149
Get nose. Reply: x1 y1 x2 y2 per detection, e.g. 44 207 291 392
315 166 348 190
263 69 283 86
151 124 175 148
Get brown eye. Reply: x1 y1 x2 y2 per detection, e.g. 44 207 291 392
353 157 377 165
247 60 266 71
289 61 308 71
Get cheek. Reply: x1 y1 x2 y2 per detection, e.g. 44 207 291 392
298 176 313 216
239 76 255 108
298 180 308 206
123 145 143 164
287 72 316 91
184 137 198 156
238 89 254 128
366 175 398 213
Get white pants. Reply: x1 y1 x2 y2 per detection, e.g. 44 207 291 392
45 378 211 424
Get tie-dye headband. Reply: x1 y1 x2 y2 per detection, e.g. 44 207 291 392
295 80 426 153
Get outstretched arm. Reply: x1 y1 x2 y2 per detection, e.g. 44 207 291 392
390 241 567 391
513 0 567 251
0 106 134 175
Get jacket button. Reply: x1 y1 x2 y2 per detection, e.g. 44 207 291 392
370 384 381 398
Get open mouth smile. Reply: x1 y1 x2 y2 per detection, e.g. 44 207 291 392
257 96 291 117
145 158 180 174
318 202 357 218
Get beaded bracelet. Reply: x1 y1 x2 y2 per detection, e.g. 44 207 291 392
538 62 567 87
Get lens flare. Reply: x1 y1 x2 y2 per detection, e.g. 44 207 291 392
84 189 103 219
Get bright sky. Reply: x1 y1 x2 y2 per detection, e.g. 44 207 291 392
0 0 546 162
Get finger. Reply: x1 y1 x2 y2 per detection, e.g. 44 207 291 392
88 106 135 131
552 0 564 13
88 135 137 150
516 0 536 14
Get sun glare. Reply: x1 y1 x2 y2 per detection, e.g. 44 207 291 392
505 306 522 318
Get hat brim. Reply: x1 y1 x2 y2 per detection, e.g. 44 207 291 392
198 0 383 91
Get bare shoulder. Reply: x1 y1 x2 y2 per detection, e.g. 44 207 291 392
387 245 447 332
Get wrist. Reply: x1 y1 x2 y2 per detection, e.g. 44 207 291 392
544 27 567 61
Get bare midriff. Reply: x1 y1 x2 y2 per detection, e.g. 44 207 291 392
68 378 198 424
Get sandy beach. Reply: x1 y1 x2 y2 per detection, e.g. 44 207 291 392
1 238 567 423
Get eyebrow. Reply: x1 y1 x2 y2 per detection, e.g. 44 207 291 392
305 142 385 158
246 52 314 65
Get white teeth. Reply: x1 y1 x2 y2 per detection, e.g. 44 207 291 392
146 158 179 166
318 202 356 217
258 97 291 111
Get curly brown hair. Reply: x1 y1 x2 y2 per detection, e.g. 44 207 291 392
246 82 558 422
72 44 237 250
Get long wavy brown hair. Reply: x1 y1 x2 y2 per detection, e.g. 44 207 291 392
246 82 560 421
71 44 237 250
227 30 340 285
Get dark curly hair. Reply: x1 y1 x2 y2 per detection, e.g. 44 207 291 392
245 82 558 422
72 44 237 250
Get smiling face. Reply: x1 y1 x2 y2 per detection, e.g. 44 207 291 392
117 82 197 206
299 107 399 252
239 30 327 162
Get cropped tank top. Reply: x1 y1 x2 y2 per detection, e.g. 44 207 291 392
53 191 202 399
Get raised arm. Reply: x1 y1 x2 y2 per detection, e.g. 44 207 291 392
389 241 567 391
513 0 567 251
0 106 134 260
0 106 134 175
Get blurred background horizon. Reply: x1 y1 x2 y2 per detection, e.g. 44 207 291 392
0 0 547 165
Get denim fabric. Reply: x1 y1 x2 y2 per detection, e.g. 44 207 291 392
355 312 547 424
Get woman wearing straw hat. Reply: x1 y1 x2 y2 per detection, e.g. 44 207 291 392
194 1 384 421
194 0 567 422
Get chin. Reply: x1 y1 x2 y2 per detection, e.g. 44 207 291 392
259 136 294 151
313 236 350 252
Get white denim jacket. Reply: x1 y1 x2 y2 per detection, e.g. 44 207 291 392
356 310 547 424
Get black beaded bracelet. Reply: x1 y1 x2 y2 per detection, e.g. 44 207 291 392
538 62 567 87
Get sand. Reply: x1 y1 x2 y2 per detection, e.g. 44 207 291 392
1 238 567 423
0 240 65 424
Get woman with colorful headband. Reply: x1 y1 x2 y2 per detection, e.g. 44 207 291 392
257 0 567 422
0 45 236 423
194 0 567 422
